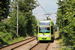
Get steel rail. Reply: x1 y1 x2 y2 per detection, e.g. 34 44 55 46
30 42 50 50
11 39 36 50
0 36 35 50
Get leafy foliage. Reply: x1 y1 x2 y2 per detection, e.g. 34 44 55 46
8 0 38 36
0 0 10 21
0 32 23 46
56 0 75 49
54 24 57 31
0 0 38 46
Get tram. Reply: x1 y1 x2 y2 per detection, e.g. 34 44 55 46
36 20 55 42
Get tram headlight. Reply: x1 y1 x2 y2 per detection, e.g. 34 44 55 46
47 35 50 37
38 35 42 37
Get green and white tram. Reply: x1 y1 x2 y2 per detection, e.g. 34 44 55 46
36 20 55 42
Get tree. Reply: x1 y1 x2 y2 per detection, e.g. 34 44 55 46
8 0 38 36
54 25 57 31
56 0 75 49
0 0 10 21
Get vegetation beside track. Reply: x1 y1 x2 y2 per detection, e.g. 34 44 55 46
56 0 75 50
0 31 31 46
56 32 74 50
0 0 38 46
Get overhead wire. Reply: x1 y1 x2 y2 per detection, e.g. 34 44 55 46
36 0 56 21
36 0 48 14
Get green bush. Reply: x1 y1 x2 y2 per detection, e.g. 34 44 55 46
0 32 12 45
0 32 19 45
0 22 7 33
0 32 12 41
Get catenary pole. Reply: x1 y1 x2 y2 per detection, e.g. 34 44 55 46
17 5 18 35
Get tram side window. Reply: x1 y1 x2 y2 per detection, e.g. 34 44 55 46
36 26 38 34
51 26 53 34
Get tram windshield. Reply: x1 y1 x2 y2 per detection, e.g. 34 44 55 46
39 27 50 33
39 21 50 33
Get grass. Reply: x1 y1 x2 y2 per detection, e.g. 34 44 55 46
0 36 31 46
8 37 25 44
56 32 73 50
8 36 31 44
0 31 35 46
55 32 65 50
8 32 36 44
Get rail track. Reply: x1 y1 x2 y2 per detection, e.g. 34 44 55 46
30 41 50 50
0 36 36 50
0 36 51 50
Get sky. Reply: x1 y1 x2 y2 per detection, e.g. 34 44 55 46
32 0 58 24
11 0 58 24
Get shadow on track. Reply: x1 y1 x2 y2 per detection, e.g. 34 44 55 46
39 41 54 43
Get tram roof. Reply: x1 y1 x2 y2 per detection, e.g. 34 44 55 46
39 20 50 23
37 20 53 23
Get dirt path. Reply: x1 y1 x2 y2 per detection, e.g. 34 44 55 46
47 32 60 50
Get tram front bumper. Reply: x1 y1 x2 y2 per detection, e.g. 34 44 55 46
38 37 51 40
